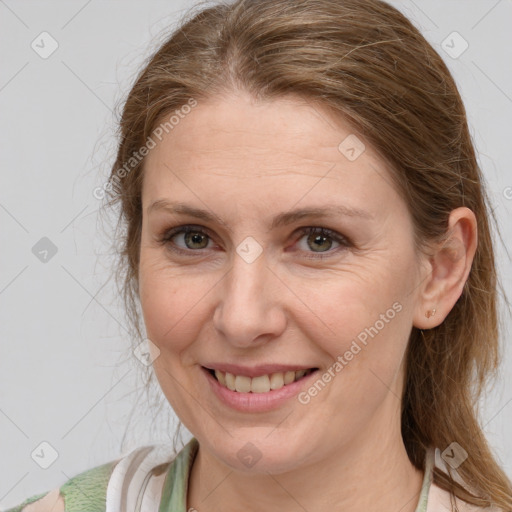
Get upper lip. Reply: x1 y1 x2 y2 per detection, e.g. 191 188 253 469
202 363 317 378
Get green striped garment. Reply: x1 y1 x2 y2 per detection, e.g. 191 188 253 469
5 439 442 512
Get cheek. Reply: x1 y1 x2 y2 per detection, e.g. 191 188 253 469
294 254 416 383
138 251 210 354
295 280 413 432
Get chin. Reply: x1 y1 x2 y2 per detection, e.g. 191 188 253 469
201 428 316 475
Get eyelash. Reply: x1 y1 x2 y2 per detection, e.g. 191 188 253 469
158 224 351 260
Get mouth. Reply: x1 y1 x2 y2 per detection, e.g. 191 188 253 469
204 367 318 393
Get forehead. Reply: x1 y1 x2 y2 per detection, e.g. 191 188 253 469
141 92 401 215
146 93 363 171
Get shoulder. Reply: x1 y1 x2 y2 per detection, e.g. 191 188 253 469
4 459 117 512
106 443 176 511
426 449 505 512
428 482 504 512
15 489 65 512
4 444 176 512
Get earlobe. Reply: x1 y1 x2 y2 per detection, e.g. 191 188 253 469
425 308 436 319
413 207 477 330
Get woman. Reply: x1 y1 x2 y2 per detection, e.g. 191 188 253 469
8 0 511 511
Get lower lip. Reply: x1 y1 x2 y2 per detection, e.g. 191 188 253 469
202 367 319 412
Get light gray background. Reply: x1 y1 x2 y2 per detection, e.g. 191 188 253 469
1 1 511 509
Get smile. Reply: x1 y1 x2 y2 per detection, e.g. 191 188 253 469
207 368 317 393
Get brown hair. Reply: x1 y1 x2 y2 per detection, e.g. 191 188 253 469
104 0 512 509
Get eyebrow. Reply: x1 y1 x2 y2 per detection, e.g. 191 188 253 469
147 199 373 230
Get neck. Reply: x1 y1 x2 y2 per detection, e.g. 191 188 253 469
187 399 425 512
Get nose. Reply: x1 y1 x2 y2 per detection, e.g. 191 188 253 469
212 249 287 348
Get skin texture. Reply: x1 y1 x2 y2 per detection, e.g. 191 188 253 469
22 489 64 512
137 90 477 512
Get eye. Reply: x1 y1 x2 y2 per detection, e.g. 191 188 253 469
158 225 214 255
158 224 351 259
293 227 351 259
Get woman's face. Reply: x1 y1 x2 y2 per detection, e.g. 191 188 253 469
139 92 426 473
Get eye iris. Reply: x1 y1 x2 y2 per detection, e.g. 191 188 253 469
185 231 208 249
308 232 332 252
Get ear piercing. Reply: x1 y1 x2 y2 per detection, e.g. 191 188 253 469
425 308 436 319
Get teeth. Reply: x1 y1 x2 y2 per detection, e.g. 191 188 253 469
225 372 236 391
284 370 296 384
235 375 251 393
251 375 270 393
269 372 284 390
295 369 306 379
212 368 313 393
215 370 226 386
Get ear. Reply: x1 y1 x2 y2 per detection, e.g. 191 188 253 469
413 207 477 329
